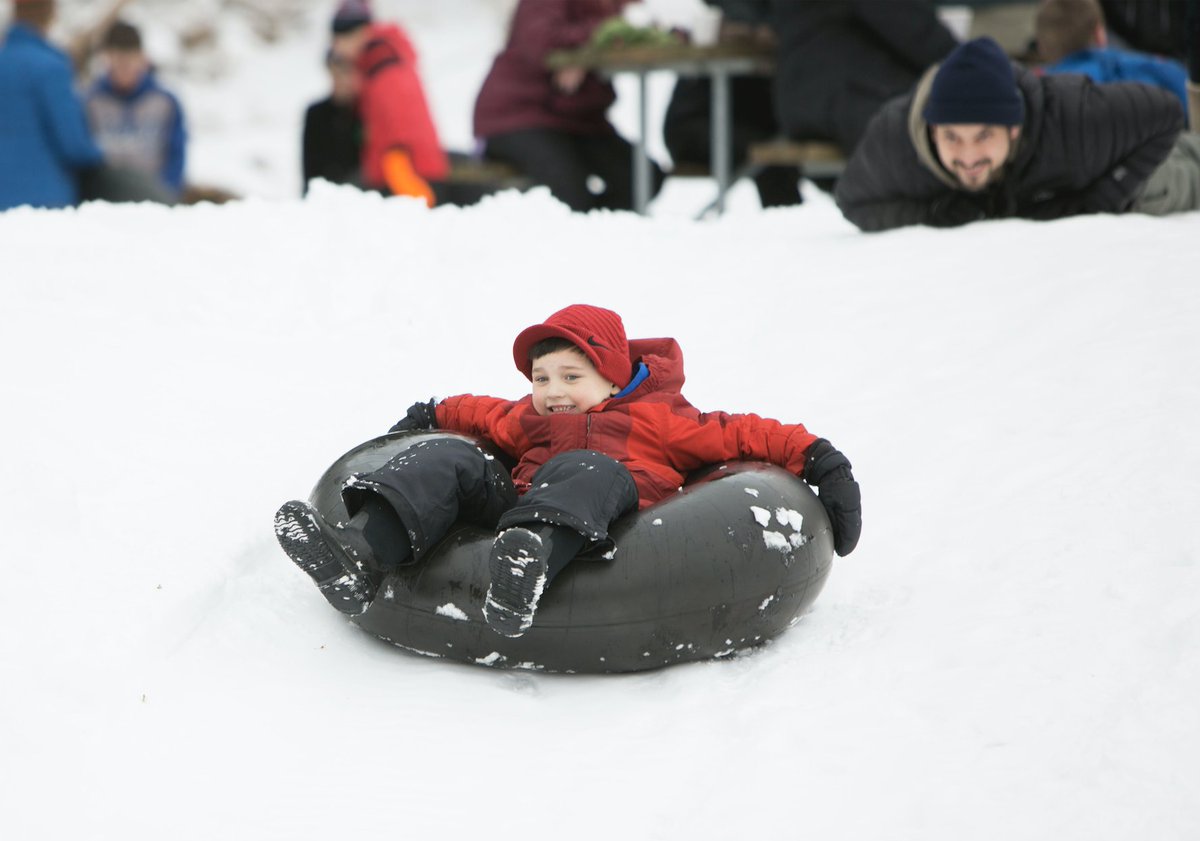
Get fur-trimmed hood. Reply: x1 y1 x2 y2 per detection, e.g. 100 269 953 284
905 63 1025 190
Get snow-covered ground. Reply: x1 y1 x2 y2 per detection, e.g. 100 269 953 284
3 2 1200 840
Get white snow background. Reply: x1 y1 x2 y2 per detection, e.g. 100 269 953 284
2 2 1199 839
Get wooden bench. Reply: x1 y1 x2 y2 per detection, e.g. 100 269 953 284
181 183 239 205
433 157 534 207
747 139 847 178
668 139 847 181
667 161 715 179
443 157 532 191
668 139 847 217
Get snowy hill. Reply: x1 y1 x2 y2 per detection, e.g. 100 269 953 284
4 186 1199 839
4 2 1200 839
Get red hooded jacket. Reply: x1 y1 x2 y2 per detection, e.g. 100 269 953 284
473 0 630 139
357 23 449 185
434 337 819 509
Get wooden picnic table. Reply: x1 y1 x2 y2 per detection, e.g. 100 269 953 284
548 41 774 216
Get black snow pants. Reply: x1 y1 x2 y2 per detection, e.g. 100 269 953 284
341 437 639 564
663 76 802 208
483 128 664 213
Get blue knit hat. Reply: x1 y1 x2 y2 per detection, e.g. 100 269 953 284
922 37 1024 126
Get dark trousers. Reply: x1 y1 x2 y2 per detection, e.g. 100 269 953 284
79 165 177 205
342 438 639 564
484 128 664 212
664 76 802 208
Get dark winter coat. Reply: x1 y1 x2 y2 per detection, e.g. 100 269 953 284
473 0 629 139
834 63 1185 232
302 96 363 192
1099 0 1188 62
771 0 957 152
0 23 103 211
434 337 818 509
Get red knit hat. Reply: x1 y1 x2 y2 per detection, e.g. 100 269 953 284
513 304 632 387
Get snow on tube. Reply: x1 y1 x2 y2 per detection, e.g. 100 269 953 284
308 431 835 673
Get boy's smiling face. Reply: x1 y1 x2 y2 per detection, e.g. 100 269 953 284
531 347 618 416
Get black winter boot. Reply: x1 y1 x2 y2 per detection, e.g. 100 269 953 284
273 500 377 615
484 527 549 638
483 524 586 638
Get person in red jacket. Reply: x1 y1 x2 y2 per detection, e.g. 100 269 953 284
473 0 664 212
274 305 861 637
327 0 448 205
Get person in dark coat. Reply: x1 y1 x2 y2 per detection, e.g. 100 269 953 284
1098 0 1187 61
834 36 1197 232
275 304 861 638
771 0 958 154
0 0 103 211
663 0 800 207
301 47 364 194
473 0 663 212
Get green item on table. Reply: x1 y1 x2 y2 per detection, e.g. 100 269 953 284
588 17 678 51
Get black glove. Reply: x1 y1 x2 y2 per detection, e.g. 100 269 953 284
388 399 438 433
803 439 862 557
929 191 987 228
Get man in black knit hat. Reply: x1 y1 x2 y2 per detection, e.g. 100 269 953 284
834 36 1200 232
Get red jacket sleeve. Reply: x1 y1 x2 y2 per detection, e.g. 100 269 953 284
659 409 818 478
435 394 529 459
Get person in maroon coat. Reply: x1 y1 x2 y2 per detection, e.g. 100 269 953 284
275 305 861 639
473 0 663 211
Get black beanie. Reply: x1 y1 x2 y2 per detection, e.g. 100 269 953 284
922 37 1024 126
332 0 372 34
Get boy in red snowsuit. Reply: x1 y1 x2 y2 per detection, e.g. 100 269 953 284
274 304 861 638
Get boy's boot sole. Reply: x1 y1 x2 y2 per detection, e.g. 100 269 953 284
273 500 376 615
483 527 549 638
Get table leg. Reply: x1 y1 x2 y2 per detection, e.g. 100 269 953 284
710 67 732 216
634 71 651 215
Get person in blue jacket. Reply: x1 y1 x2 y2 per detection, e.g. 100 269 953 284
84 20 187 200
0 0 104 211
1036 0 1190 119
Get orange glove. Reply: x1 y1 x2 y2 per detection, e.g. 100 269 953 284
382 148 435 207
